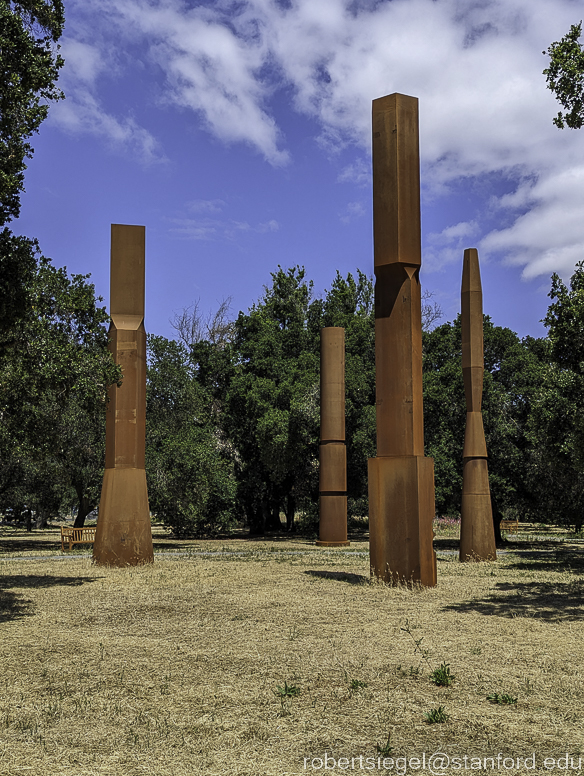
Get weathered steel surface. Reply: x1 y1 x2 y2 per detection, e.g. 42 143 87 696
369 456 436 586
459 248 496 562
317 327 349 547
368 93 437 586
93 224 154 567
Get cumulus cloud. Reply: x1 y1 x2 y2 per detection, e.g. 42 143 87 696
59 39 106 85
63 0 584 279
481 165 584 279
49 36 163 163
51 90 161 163
78 0 289 166
424 220 481 272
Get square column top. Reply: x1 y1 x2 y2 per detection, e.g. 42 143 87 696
110 224 145 318
372 93 421 268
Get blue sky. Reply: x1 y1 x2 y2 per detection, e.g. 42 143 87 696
14 0 584 341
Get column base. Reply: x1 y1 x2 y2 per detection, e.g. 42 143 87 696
93 468 154 567
368 456 437 586
460 458 496 561
318 494 348 545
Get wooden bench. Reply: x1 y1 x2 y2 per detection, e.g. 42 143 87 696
500 518 519 532
61 526 97 551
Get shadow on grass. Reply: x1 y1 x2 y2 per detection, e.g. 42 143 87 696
444 579 584 621
304 570 368 585
0 574 100 623
0 536 63 554
503 548 584 574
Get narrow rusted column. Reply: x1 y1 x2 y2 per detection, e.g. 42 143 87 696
459 248 496 562
93 224 154 566
368 93 437 586
317 327 349 547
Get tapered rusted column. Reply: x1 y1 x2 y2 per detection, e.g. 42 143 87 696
93 224 154 566
317 327 349 547
459 248 496 561
368 93 437 586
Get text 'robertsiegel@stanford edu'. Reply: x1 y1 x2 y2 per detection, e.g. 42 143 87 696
303 752 584 773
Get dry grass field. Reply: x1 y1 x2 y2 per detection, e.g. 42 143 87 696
1 525 584 775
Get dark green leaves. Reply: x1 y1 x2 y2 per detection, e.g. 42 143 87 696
543 21 584 129
0 0 64 225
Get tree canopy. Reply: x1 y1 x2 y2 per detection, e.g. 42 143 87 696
0 0 64 339
0 0 64 225
543 21 584 129
0 1 122 528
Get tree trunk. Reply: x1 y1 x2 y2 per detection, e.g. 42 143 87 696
35 509 49 529
286 494 295 532
265 497 282 531
491 492 505 547
25 508 32 532
246 500 265 536
73 494 93 528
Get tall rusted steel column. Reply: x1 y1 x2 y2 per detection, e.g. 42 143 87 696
368 93 437 586
317 327 350 547
93 224 154 567
459 248 496 561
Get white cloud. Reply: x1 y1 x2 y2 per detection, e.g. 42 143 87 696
340 201 366 223
425 220 481 272
481 165 584 280
431 221 480 244
51 90 161 163
337 158 371 186
188 199 227 214
170 214 279 241
59 40 105 85
82 0 289 166
257 219 279 233
49 35 163 163
63 0 584 279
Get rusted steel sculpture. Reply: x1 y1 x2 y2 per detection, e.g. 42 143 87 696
317 327 350 547
459 248 496 561
93 224 154 567
368 93 437 586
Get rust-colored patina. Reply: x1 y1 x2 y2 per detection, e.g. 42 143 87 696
317 327 349 547
459 248 496 562
368 93 437 586
93 225 154 567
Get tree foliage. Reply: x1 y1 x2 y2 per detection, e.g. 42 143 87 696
0 0 64 340
145 335 236 537
0 255 121 525
223 267 320 533
543 21 584 129
422 317 547 519
0 0 121 528
0 0 64 225
522 263 584 531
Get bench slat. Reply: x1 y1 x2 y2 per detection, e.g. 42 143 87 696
61 526 97 551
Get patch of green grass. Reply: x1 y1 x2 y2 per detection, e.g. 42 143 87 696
487 693 518 705
430 662 454 687
424 706 449 724
274 681 300 699
375 732 393 755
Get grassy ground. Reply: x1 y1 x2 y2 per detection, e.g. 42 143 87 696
1 526 584 775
